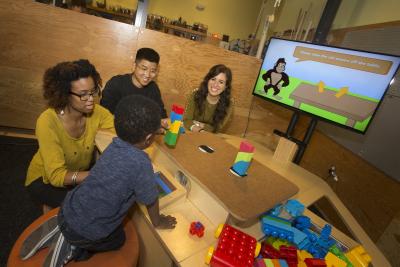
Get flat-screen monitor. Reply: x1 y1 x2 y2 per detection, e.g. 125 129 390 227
253 37 400 134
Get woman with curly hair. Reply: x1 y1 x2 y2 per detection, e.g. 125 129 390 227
183 64 233 133
25 59 114 212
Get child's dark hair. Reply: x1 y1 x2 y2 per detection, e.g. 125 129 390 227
114 95 161 144
135 48 160 64
43 59 101 110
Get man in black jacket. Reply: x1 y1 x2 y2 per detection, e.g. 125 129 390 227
101 48 169 129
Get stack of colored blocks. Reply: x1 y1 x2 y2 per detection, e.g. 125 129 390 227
230 141 255 177
257 199 372 267
164 104 184 147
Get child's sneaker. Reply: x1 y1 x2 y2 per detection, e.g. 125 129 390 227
19 215 59 260
43 232 77 267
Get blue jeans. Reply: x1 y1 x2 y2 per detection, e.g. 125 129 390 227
57 209 125 254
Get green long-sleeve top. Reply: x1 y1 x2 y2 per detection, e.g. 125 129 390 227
25 105 114 187
183 91 233 133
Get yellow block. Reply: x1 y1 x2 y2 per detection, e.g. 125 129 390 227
345 245 372 267
325 252 346 267
169 120 182 134
318 81 325 93
335 87 349 98
298 250 313 267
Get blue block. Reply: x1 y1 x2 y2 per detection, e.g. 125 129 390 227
279 259 289 267
285 199 305 217
231 161 250 176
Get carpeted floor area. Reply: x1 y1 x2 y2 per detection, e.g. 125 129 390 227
0 135 41 266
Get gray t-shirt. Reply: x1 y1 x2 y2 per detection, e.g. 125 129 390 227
61 137 158 240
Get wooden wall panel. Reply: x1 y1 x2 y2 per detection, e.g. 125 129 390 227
0 0 139 129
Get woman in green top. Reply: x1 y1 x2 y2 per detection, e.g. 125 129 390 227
183 64 233 133
25 59 114 210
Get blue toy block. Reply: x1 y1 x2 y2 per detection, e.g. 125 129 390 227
292 215 311 231
268 204 284 217
321 224 332 239
261 216 294 242
231 161 250 176
285 199 305 217
278 259 289 267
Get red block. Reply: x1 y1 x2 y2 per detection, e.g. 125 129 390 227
189 221 204 237
304 258 327 267
239 141 255 153
172 104 185 114
209 224 259 267
279 245 298 266
260 242 280 259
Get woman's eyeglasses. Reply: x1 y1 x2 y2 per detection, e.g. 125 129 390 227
69 87 100 101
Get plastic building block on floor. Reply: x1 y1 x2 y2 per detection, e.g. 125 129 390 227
285 199 305 217
254 258 289 267
298 250 313 267
293 216 312 231
260 242 281 258
205 223 261 267
324 252 346 267
279 245 298 267
261 215 295 242
304 258 327 267
329 245 353 267
189 221 205 237
265 236 292 251
344 246 371 267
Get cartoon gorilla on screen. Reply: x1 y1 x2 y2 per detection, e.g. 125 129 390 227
262 58 289 96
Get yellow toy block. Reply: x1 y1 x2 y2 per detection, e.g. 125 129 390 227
325 252 346 267
345 246 371 267
318 81 325 93
169 120 182 134
297 250 313 267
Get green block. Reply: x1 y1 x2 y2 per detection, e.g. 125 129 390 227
164 132 178 146
234 152 253 163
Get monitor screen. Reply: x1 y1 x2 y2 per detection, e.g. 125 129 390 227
252 37 400 134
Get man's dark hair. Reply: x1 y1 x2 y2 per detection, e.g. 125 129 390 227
43 59 101 110
135 47 160 64
114 95 161 145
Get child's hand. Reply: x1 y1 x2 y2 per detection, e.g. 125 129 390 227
161 118 169 130
155 214 177 229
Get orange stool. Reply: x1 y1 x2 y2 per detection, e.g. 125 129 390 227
8 208 139 267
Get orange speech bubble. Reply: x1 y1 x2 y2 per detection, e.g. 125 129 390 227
293 46 393 75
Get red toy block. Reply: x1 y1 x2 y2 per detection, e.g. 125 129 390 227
260 242 280 258
189 221 205 237
304 258 327 267
205 224 261 267
172 104 185 114
239 141 255 153
280 245 298 267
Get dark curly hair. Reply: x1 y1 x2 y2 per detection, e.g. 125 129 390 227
114 95 161 145
42 59 102 110
194 64 232 132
